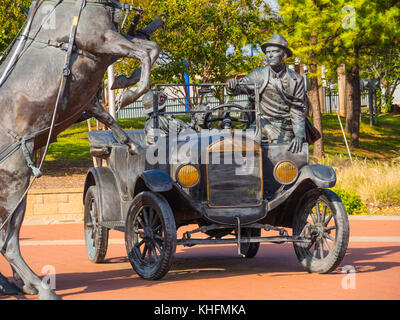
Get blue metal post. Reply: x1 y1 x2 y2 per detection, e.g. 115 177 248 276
184 60 190 112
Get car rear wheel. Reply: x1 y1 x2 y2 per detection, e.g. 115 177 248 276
292 188 349 273
125 191 177 280
84 186 109 263
240 228 261 258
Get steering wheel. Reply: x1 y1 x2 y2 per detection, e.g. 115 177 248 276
204 104 252 130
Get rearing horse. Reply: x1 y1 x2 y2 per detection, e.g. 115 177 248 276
0 0 160 299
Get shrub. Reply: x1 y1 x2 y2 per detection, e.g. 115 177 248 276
331 187 367 215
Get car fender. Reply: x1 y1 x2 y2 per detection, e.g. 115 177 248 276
83 167 121 223
268 164 336 211
299 164 336 188
133 169 173 195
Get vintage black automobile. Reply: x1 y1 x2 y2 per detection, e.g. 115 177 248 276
83 84 349 280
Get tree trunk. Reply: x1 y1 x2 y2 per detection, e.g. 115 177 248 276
309 64 324 160
338 64 347 117
345 57 361 148
317 69 324 113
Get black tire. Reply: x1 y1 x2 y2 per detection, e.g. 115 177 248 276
240 228 261 258
292 188 349 274
125 191 177 280
84 186 109 263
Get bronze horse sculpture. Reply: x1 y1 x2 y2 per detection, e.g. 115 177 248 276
0 0 162 299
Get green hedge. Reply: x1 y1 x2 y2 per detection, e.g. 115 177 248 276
331 187 367 214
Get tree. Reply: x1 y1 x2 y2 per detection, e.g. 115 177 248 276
362 48 400 112
0 0 30 55
332 0 400 147
275 0 348 160
118 0 269 107
275 0 400 152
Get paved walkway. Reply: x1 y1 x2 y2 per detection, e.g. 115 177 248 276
0 216 399 300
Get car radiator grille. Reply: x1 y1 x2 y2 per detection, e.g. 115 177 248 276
206 139 263 208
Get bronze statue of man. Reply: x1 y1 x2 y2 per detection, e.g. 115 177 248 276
143 91 189 145
227 34 306 153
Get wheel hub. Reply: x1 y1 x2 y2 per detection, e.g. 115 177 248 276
310 223 325 240
143 227 155 242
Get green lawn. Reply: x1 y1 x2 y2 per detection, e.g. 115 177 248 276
46 113 400 162
46 118 146 161
313 113 400 160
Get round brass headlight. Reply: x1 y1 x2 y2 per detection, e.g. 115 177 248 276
274 161 298 185
177 165 199 187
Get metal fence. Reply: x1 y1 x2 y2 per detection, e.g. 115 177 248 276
115 90 370 119
116 94 251 119
322 88 369 113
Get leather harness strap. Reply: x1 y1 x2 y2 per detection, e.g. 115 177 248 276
23 36 100 62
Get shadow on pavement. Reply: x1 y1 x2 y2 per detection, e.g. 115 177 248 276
1 243 399 299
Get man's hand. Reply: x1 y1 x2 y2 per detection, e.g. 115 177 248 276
227 78 238 91
288 136 304 153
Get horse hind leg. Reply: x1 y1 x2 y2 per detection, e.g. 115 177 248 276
1 197 60 300
0 145 59 299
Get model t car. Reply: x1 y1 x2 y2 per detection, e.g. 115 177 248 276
83 83 349 280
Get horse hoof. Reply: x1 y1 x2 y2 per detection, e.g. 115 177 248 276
111 75 128 90
119 90 135 109
23 285 38 295
39 289 61 300
111 74 140 90
111 69 141 90
128 143 145 156
0 274 21 295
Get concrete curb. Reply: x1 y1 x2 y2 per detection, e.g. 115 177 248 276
348 215 400 220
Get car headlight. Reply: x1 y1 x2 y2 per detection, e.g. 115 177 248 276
177 164 199 187
274 161 298 185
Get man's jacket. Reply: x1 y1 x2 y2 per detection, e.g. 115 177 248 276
227 66 306 139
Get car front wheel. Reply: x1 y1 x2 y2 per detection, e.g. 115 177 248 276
125 191 177 280
292 188 349 274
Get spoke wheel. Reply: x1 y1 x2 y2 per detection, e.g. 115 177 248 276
292 189 349 274
125 191 176 280
240 228 261 258
84 186 109 263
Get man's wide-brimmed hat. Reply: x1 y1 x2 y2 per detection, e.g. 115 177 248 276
142 91 167 114
261 34 293 58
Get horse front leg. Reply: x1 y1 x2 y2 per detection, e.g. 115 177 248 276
85 97 145 155
111 39 160 91
90 31 153 107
